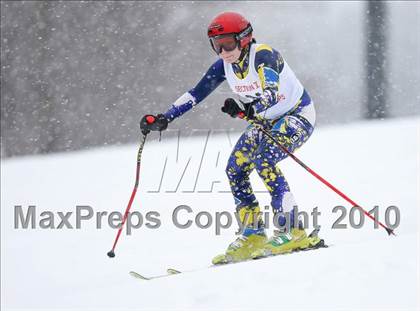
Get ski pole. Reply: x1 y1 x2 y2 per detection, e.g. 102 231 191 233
107 130 149 258
238 112 395 236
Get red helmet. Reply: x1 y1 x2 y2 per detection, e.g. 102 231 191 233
207 12 253 53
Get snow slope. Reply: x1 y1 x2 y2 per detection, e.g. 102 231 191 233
1 117 419 311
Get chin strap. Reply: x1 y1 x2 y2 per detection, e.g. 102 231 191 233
234 38 257 68
233 44 252 79
236 44 250 64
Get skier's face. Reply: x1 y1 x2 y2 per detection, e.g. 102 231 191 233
219 47 241 64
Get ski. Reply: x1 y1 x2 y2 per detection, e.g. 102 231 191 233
130 228 328 281
129 268 182 281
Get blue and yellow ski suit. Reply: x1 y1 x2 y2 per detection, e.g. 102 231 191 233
164 42 316 227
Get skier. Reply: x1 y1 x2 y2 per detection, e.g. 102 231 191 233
140 12 322 264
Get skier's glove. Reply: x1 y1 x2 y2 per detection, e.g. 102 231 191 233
140 114 168 135
221 98 255 119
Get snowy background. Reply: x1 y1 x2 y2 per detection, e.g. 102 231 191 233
1 1 419 157
1 1 420 311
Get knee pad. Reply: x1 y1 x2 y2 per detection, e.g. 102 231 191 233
272 191 298 228
272 191 297 213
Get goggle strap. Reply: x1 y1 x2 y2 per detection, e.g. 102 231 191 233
237 24 253 40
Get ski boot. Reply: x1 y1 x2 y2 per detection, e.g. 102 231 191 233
251 223 324 259
212 204 267 265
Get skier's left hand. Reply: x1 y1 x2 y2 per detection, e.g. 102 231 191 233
140 114 168 135
221 98 254 118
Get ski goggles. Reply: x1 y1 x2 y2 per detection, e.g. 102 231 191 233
209 34 239 54
209 24 253 54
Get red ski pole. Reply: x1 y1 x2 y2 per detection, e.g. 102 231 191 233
107 126 150 258
238 112 395 236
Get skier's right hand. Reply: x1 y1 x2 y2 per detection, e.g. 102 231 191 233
140 114 168 135
221 98 254 119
